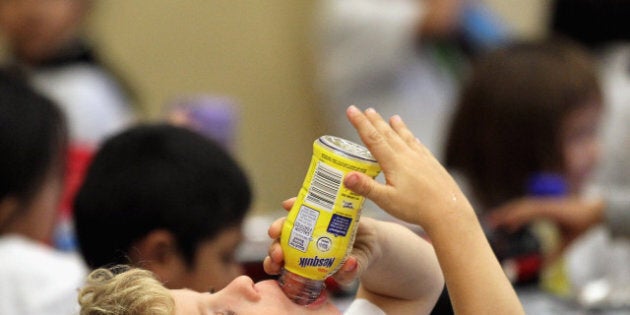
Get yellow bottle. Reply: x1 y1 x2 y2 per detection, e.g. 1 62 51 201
279 136 381 305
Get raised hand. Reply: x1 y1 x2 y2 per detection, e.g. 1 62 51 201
342 105 474 229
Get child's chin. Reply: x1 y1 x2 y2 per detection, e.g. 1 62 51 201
304 289 330 310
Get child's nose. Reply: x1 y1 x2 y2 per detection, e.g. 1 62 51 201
227 276 259 301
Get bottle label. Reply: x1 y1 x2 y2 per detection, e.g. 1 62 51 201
281 136 381 281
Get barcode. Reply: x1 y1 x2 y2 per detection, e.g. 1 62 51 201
305 162 343 211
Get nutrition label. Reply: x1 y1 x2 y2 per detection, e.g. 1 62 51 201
288 205 319 252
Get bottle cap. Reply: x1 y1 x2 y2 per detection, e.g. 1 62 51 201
278 269 325 305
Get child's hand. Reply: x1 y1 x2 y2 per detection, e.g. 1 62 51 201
263 198 379 287
342 105 474 229
489 196 604 247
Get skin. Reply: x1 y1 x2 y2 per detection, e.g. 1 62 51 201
419 0 463 39
0 0 89 65
168 216 439 315
561 102 602 194
168 205 368 315
489 102 605 247
164 106 523 315
0 165 63 243
175 226 245 292
171 276 341 315
341 107 523 314
132 226 245 293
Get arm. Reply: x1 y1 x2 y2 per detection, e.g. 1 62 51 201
353 218 444 314
264 202 444 314
488 196 605 247
342 105 524 314
489 190 630 241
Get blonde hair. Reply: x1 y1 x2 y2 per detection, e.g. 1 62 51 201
78 266 175 315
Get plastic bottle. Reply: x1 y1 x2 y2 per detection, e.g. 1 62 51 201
278 136 380 305
527 173 571 296
489 173 567 286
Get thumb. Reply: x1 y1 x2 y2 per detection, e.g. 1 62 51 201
344 172 382 202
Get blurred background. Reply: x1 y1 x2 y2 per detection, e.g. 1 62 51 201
0 0 550 213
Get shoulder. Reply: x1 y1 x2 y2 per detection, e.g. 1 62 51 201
0 235 87 281
0 236 88 313
31 64 128 103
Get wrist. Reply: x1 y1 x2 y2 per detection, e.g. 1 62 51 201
421 200 479 239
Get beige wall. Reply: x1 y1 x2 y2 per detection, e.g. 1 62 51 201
85 1 324 213
0 1 550 214
485 0 551 39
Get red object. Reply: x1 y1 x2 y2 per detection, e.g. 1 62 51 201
59 144 94 216
515 252 543 283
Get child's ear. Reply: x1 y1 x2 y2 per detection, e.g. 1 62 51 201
131 229 188 288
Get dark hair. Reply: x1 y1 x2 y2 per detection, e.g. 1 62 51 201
551 0 630 49
0 71 67 231
74 124 252 269
444 38 602 210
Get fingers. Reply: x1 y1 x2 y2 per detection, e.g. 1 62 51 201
344 172 384 203
389 114 426 155
268 217 285 239
265 216 285 275
281 197 296 212
330 256 360 286
364 108 411 154
264 222 285 275
346 106 396 165
263 252 283 275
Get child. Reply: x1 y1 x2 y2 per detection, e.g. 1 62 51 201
0 71 87 314
0 0 136 146
444 38 603 296
77 106 525 315
489 0 630 257
445 38 602 210
0 0 137 251
73 124 252 292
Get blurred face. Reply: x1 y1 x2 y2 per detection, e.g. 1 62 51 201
0 0 88 64
561 102 602 193
171 276 341 315
0 164 64 242
175 226 245 292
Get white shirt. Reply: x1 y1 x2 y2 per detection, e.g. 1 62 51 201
0 235 88 315
314 0 459 160
30 63 134 147
344 298 386 315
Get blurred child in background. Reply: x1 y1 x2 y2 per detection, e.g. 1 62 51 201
0 71 87 315
76 106 525 315
444 38 603 301
74 124 252 292
488 1 630 309
0 0 137 251
0 0 135 145
313 0 511 160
